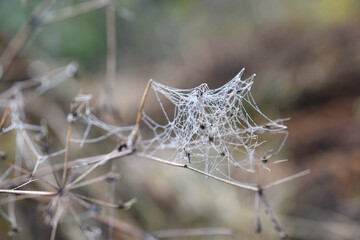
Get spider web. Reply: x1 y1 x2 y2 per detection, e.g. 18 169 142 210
138 69 287 180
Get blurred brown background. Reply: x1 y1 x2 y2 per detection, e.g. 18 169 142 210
0 0 359 239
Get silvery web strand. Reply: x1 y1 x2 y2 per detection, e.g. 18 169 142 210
137 69 287 180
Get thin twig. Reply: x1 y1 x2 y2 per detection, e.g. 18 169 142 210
66 149 132 189
0 189 56 196
94 213 154 240
254 164 262 233
0 194 43 206
62 122 73 186
263 169 311 190
127 79 153 148
73 192 136 210
105 0 116 95
0 105 11 130
69 174 109 190
152 228 240 239
42 0 109 24
254 190 262 233
259 190 287 239
72 192 119 209
1 158 57 190
135 152 259 191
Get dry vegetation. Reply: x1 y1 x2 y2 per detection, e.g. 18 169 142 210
0 1 359 240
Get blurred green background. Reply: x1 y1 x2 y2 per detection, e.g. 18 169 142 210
0 0 359 239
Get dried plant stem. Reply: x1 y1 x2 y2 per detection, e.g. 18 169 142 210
6 150 130 184
62 122 73 186
263 169 311 190
0 105 11 130
46 153 62 188
135 152 259 191
254 165 262 233
1 158 57 190
0 189 56 196
69 174 109 190
42 0 109 24
152 228 240 239
67 149 132 189
106 0 116 93
50 218 59 240
127 79 153 148
259 190 287 239
72 193 120 209
0 24 32 79
95 213 152 240
0 194 43 206
254 190 262 233
0 0 55 79
73 192 136 210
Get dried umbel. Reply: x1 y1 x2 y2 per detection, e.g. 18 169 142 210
0 66 309 240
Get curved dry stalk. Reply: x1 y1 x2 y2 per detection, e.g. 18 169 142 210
126 79 153 148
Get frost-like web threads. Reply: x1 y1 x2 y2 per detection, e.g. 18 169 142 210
138 69 287 179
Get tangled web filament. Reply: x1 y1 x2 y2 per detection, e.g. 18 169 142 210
138 69 287 180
